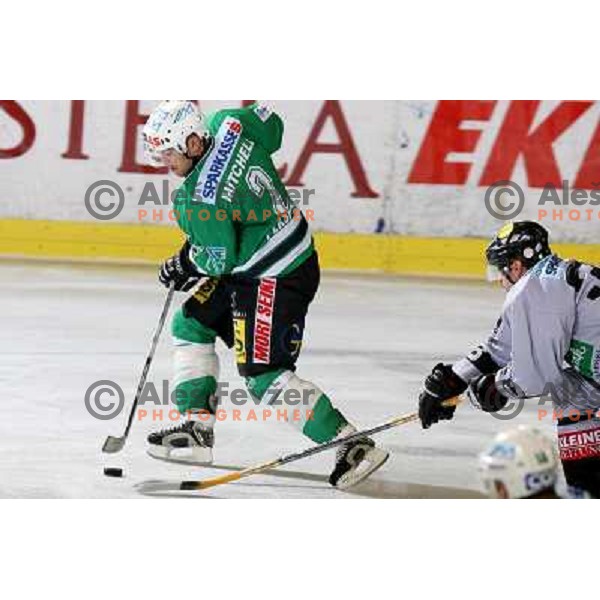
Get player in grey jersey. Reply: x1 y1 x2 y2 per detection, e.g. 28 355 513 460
418 221 600 497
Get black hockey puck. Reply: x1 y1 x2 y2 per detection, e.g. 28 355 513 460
104 467 123 478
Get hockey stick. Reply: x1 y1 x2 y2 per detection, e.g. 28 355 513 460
180 397 461 490
102 282 176 454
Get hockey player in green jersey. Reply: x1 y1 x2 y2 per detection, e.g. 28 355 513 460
142 100 388 488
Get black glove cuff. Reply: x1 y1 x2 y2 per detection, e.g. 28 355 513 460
177 241 199 276
426 363 468 398
469 373 509 413
446 367 468 395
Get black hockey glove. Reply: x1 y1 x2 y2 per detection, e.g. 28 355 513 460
419 363 468 429
159 242 202 292
466 373 509 413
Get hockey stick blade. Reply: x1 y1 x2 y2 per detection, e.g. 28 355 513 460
180 471 244 490
102 435 126 454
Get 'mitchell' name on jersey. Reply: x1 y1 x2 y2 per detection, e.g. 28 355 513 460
175 104 313 279
195 119 257 205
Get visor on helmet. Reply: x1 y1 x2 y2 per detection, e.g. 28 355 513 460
486 264 504 282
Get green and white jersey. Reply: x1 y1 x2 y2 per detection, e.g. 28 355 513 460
173 103 314 278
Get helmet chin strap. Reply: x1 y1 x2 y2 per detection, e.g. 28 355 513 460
180 158 197 178
182 155 201 176
502 267 517 285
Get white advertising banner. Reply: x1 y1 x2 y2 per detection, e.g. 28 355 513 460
1 100 598 243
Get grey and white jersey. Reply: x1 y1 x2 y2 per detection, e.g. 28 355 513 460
454 255 600 410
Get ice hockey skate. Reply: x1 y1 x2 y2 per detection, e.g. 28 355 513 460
328 426 389 489
147 420 214 464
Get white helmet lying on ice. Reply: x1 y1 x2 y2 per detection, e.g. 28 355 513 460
479 425 558 499
142 100 206 166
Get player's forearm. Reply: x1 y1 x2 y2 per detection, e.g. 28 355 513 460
452 343 502 384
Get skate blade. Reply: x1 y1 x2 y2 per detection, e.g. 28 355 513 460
147 445 214 465
335 448 390 490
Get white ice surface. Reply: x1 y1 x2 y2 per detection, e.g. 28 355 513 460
0 261 557 499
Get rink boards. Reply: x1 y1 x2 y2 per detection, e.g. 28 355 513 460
1 218 600 279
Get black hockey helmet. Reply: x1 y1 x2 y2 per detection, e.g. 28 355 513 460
486 221 551 273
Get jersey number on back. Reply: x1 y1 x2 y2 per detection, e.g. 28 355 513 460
246 166 291 214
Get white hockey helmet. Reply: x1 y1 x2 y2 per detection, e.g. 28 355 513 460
142 101 206 166
479 425 558 499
